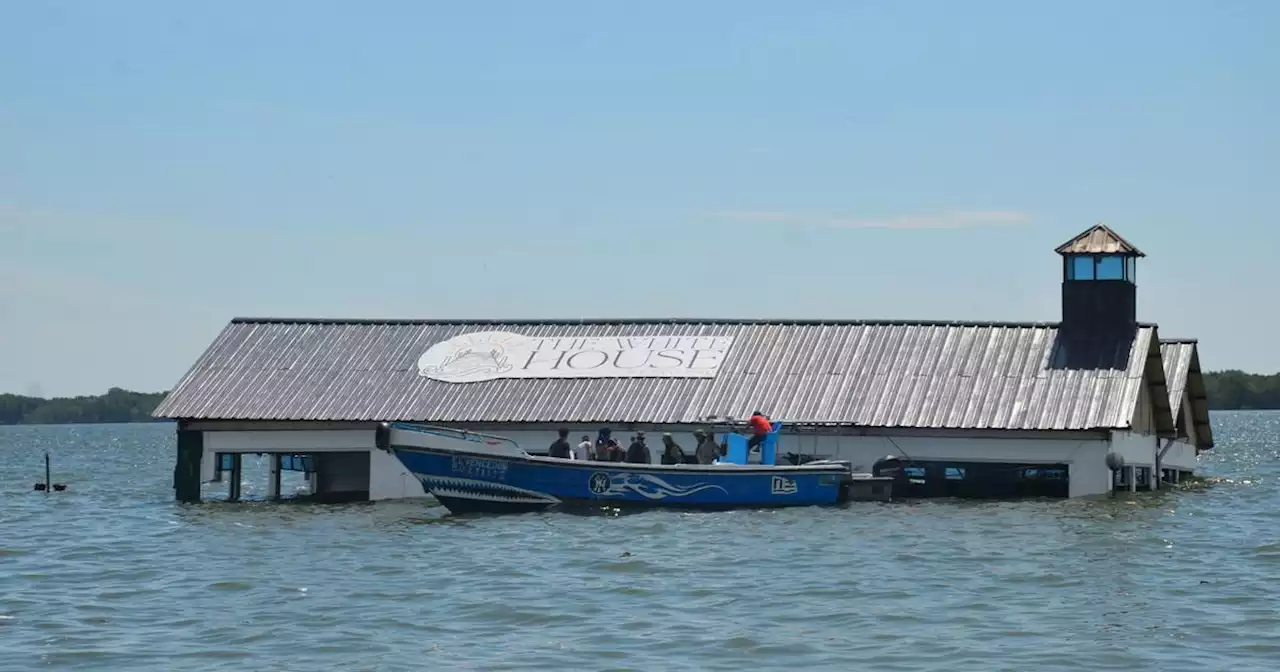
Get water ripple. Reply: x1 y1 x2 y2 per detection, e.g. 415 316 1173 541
2 413 1280 670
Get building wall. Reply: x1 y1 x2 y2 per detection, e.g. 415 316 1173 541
191 423 1192 501
200 429 426 500
1179 389 1202 449
457 426 1118 498
1161 439 1198 472
1131 379 1155 435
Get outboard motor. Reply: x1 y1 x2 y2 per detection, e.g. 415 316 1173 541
872 455 906 479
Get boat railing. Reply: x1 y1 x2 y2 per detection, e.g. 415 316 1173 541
387 422 526 455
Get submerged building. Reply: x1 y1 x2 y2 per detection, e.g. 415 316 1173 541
154 224 1214 502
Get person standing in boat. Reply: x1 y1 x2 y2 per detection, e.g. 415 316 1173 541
577 435 593 461
548 428 573 459
660 433 686 465
595 428 614 461
694 429 719 464
626 432 651 464
747 411 772 454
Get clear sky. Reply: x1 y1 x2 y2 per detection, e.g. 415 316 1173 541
1 1 1276 397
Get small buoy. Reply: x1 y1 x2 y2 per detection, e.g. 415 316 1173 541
52 484 67 491
33 483 46 491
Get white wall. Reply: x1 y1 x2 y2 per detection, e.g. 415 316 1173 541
199 429 426 500
204 430 377 453
471 426 1099 464
460 426 1119 497
192 425 1191 501
369 449 427 500
1109 431 1156 468
1160 439 1198 472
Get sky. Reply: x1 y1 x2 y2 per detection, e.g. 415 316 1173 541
1 0 1277 397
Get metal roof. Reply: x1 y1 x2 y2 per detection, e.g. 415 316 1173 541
1159 339 1215 449
154 318 1175 435
1055 223 1146 257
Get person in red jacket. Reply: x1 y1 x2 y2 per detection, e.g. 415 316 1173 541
747 411 772 453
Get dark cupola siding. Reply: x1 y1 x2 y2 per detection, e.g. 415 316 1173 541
1056 223 1144 338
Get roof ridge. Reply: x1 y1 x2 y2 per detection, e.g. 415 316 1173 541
228 316 1149 328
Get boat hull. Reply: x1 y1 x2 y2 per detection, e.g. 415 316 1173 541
390 445 852 515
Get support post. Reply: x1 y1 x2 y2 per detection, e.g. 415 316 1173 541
174 428 204 503
228 454 243 502
44 452 51 493
1127 465 1136 492
267 454 282 501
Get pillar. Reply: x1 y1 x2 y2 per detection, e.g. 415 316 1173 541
174 429 203 503
267 454 282 500
228 454 243 502
1127 465 1136 492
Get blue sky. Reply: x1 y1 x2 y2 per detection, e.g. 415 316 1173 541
1 0 1276 396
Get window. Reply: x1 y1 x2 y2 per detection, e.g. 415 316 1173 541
1095 255 1125 280
1070 255 1095 280
1066 254 1136 282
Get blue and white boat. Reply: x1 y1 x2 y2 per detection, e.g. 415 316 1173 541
376 422 892 515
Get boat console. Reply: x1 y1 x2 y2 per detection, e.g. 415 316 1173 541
718 421 785 465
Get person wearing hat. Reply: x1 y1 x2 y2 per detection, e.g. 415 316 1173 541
694 429 719 464
625 431 651 464
660 433 686 465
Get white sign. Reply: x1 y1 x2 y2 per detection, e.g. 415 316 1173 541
416 330 735 383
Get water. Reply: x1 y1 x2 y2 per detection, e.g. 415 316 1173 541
2 413 1278 671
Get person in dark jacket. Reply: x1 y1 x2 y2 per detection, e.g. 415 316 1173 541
548 428 572 459
660 433 685 465
626 432 651 464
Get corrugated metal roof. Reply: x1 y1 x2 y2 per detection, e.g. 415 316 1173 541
154 318 1172 434
1055 223 1146 257
1159 339 1214 449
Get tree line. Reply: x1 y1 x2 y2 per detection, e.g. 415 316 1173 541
1200 371 1280 411
0 388 168 425
1 372 1279 425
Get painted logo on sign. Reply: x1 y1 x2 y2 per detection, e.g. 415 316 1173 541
416 330 735 383
771 476 797 495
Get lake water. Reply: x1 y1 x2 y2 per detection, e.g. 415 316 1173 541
2 412 1279 671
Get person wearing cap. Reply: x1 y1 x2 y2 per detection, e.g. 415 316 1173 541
694 429 719 464
660 433 686 465
625 431 651 464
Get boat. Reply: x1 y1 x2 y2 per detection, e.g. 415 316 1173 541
376 421 893 515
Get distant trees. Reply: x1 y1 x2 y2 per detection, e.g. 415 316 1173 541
0 388 168 425
0 372 1276 425
1202 371 1280 411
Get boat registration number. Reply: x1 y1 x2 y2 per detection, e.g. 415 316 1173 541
451 455 509 480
